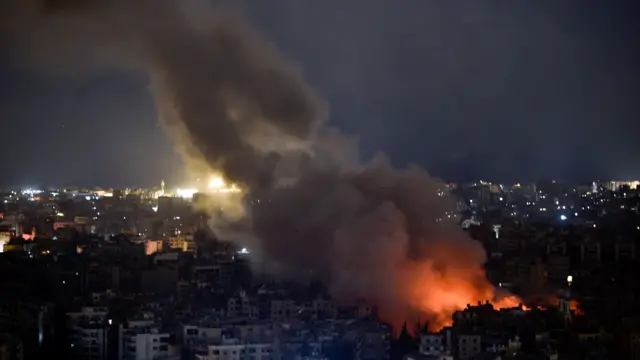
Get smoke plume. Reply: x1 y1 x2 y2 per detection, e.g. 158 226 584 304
1 0 521 330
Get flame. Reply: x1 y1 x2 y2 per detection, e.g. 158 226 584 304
387 258 526 332
493 295 525 309
569 300 583 315
197 171 526 332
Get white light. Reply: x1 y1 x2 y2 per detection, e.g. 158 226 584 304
239 247 249 254
208 175 225 189
56 212 64 217
575 213 578 216
151 205 158 212
560 215 567 221
176 188 197 198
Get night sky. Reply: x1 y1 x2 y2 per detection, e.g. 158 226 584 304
0 0 638 188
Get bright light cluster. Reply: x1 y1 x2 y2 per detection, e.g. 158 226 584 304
176 188 198 199
172 174 242 199
211 184 241 193
207 175 241 194
209 175 225 189
22 189 42 195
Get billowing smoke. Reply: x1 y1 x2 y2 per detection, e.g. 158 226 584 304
1 0 521 330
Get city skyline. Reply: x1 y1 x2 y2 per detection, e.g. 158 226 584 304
0 2 637 359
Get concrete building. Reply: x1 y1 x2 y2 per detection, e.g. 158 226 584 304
193 338 272 360
456 334 481 360
120 320 174 360
67 307 112 360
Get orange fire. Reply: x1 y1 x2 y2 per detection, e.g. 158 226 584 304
528 294 583 315
569 300 583 315
384 254 527 332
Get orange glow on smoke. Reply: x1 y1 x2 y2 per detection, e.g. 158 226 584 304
530 294 582 315
386 255 526 332
569 300 583 315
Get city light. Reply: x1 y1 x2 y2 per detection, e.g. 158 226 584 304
176 188 197 199
21 189 42 195
560 214 567 221
207 174 242 194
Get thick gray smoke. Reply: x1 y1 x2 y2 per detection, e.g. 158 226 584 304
1 0 509 329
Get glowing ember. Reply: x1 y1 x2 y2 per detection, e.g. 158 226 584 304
569 300 584 315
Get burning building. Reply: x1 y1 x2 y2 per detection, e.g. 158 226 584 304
1 0 526 330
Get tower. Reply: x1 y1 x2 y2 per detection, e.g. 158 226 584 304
492 224 501 239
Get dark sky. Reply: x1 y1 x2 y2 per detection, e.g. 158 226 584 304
0 0 638 187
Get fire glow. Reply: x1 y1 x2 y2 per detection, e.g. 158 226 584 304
394 259 526 331
6 0 534 338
